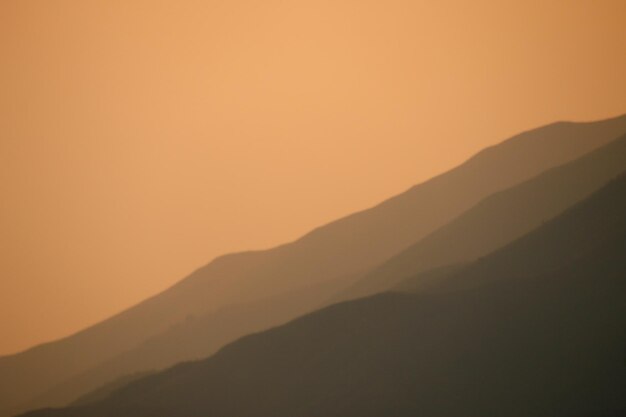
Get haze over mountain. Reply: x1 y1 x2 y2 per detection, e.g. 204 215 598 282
4 0 626 358
22 162 626 417
26 126 626 414
22 274 358 415
343 131 626 298
2 116 625 416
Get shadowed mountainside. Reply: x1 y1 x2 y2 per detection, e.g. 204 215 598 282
342 132 626 298
21 169 626 417
25 273 360 413
2 115 626 416
31 130 626 412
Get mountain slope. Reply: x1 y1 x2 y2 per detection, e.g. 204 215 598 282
33 130 626 412
23 171 626 417
23 273 359 413
343 132 626 298
2 115 626 416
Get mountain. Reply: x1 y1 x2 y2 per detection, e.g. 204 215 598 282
342 132 626 298
2 115 626 416
33 129 626 413
23 273 359 413
24 172 626 417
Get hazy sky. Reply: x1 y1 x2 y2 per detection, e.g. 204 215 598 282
1 0 625 355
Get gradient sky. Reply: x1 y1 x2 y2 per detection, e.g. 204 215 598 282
1 0 625 355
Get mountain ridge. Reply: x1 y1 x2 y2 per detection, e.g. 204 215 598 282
3 114 626 416
342 131 626 298
21 172 626 417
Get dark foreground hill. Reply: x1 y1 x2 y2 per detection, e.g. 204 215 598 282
43 131 626 410
22 174 626 416
5 116 625 416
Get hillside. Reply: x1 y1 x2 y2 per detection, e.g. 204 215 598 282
22 172 626 417
32 130 626 413
344 132 626 298
2 115 626 416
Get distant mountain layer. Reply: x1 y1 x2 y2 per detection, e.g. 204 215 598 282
344 132 626 298
3 115 626 416
26 274 358 413
40 130 626 413
23 169 626 417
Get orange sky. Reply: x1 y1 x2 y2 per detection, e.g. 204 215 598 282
1 0 625 355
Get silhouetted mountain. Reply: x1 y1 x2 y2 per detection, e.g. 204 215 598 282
22 172 626 417
3 115 626 416
343 132 626 298
34 129 626 412
25 274 359 413
69 372 153 407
